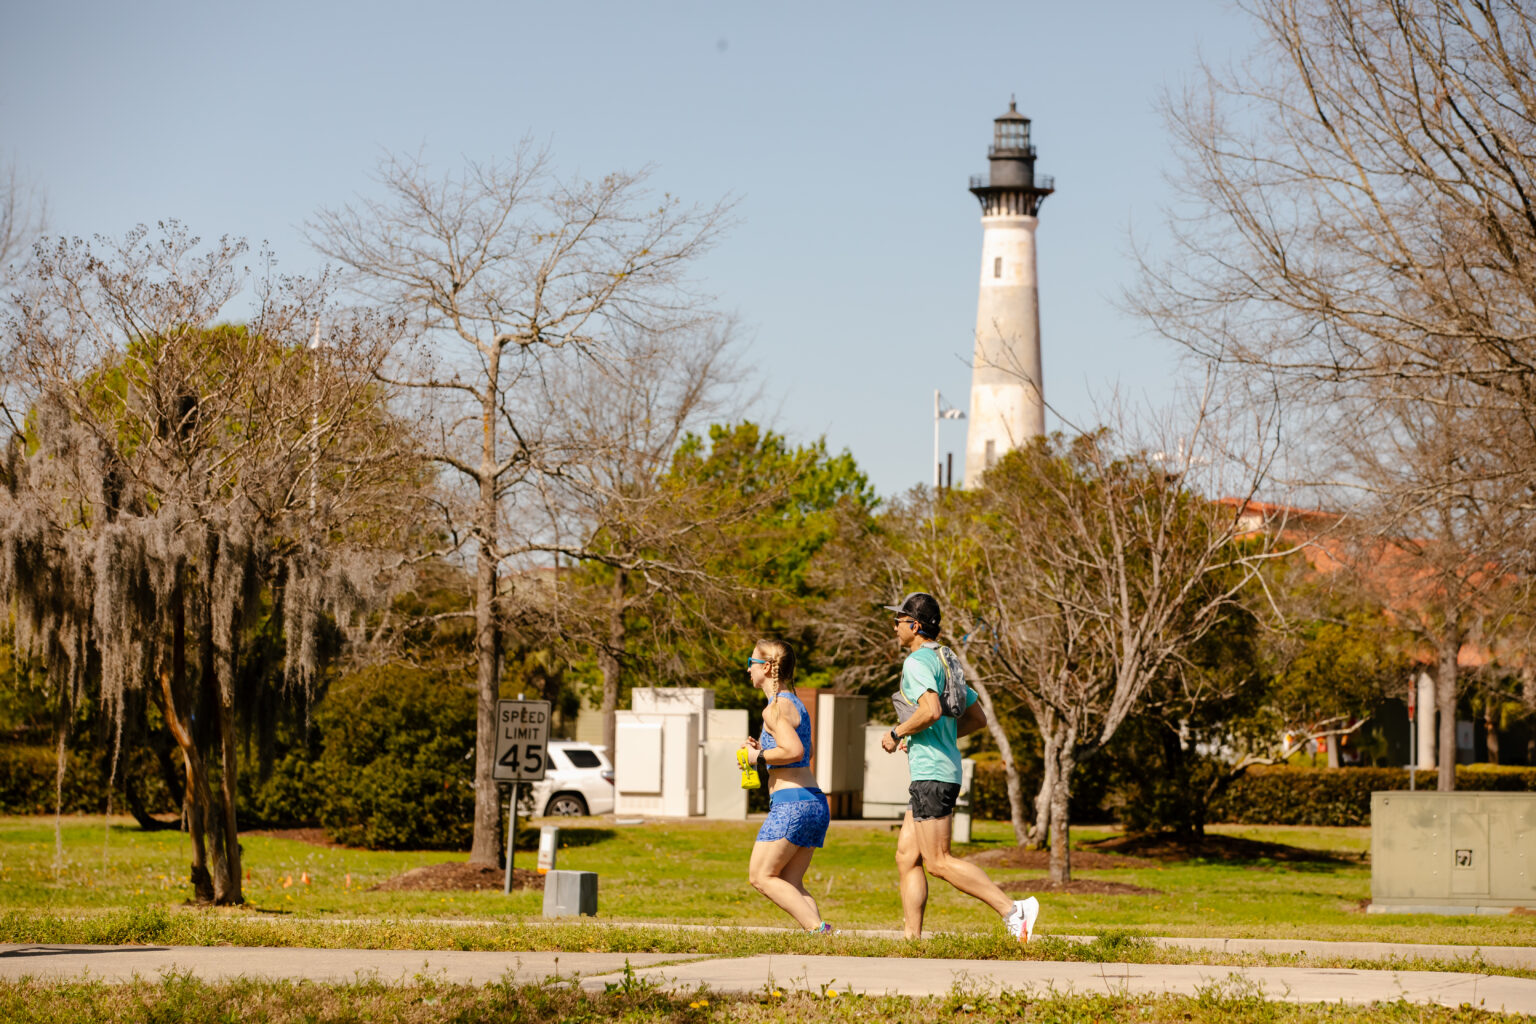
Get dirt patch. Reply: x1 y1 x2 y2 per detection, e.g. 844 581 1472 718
243 828 351 848
1003 878 1159 896
1082 832 1359 865
371 861 544 893
966 847 1160 871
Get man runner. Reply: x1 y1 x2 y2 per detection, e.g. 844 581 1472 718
879 591 1039 942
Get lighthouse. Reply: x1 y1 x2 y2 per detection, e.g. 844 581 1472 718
964 99 1054 487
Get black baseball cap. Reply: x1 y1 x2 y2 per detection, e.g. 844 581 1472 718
883 592 940 636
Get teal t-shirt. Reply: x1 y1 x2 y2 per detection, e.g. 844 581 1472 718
899 646 977 784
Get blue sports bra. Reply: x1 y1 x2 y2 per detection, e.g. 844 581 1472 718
758 691 812 769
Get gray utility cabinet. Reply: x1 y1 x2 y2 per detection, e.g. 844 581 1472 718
1370 791 1536 915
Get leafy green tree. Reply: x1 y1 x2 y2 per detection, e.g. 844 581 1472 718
1263 569 1411 766
564 421 877 743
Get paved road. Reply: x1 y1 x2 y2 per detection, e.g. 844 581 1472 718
3 941 1535 1014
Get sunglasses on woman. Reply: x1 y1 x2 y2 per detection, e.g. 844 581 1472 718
746 657 769 668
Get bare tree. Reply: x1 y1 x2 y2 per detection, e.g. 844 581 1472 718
309 150 731 863
519 318 754 755
1142 0 1536 421
951 419 1285 881
1329 381 1528 783
0 223 416 902
816 393 1284 882
0 161 46 271
804 485 1036 845
1136 0 1536 787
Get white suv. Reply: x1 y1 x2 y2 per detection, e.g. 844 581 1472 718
528 741 614 817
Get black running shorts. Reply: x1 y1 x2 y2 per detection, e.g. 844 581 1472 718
908 780 962 822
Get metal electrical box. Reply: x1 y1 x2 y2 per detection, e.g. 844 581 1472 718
542 869 598 917
815 692 869 818
861 722 911 819
1370 791 1536 915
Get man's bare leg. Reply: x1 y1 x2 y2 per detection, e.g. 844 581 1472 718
912 814 1013 917
894 809 929 938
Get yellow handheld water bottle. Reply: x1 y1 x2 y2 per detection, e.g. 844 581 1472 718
737 747 761 789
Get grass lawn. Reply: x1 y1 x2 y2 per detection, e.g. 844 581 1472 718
1 975 1529 1024
2 814 1534 952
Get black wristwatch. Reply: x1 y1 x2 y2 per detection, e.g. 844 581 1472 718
889 727 900 743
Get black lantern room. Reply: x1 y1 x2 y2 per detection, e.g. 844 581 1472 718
969 97 1055 217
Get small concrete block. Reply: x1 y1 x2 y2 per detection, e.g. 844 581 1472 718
542 869 598 917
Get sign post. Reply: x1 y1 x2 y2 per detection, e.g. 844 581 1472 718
493 699 551 894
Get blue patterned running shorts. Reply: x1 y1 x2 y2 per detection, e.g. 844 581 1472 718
756 787 830 847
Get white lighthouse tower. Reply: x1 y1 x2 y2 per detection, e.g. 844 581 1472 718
964 99 1054 487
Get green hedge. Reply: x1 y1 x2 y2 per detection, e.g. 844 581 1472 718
968 759 1022 823
964 760 1536 829
0 745 105 815
966 759 1116 826
1207 765 1536 827
0 744 176 816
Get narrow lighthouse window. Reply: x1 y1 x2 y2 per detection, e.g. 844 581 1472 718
985 439 997 468
993 257 1002 279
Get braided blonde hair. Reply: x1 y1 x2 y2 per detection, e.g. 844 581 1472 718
755 638 796 698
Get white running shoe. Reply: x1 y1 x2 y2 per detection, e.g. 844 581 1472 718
1004 896 1040 943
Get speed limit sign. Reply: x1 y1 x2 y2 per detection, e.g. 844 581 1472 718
493 699 551 783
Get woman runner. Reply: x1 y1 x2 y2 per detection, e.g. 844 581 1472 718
740 639 833 933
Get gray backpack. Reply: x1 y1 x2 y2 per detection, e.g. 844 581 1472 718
922 642 969 718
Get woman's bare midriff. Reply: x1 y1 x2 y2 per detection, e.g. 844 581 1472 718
767 765 818 793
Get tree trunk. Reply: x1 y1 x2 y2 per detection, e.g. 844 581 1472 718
982 696 1029 847
199 535 242 905
52 703 68 873
159 579 214 902
1484 696 1500 766
193 541 235 904
1436 634 1459 791
1046 743 1074 884
1160 724 1194 838
214 682 242 903
469 539 502 863
124 772 177 831
1031 727 1057 849
1525 669 1536 765
1198 766 1249 841
469 380 504 865
599 570 627 760
1326 733 1340 768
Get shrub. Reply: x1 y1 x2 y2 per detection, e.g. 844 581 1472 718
315 664 476 850
1207 764 1536 826
968 759 1024 823
0 745 105 815
966 758 1111 826
0 743 175 817
240 748 325 829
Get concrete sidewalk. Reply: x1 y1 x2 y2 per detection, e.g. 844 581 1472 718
208 914 1536 971
3 943 1535 1014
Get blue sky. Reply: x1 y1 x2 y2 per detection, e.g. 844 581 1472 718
1 1 1257 498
